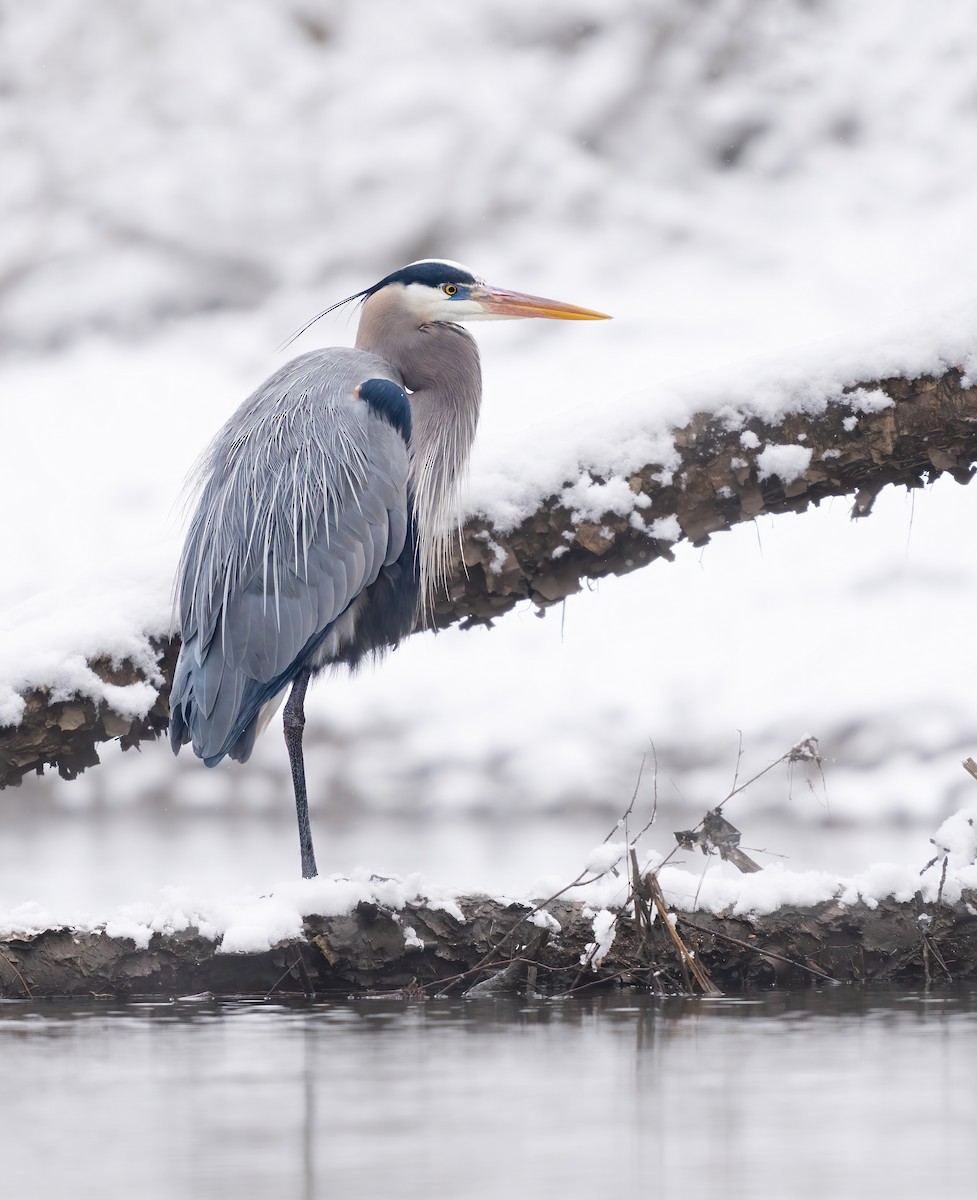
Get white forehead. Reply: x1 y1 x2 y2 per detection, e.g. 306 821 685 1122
406 257 470 271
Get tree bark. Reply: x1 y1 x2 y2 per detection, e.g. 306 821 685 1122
2 365 976 788
2 890 973 999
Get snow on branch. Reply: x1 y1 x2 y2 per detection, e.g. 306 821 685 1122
439 367 977 628
2 365 976 789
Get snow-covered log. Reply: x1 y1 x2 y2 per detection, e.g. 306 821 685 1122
2 364 975 789
2 891 974 999
442 367 977 625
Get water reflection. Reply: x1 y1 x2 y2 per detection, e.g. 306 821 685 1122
2 989 975 1199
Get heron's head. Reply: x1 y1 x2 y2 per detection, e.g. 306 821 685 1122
281 259 609 350
364 259 611 325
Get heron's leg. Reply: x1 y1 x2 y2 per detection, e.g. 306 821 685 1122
283 667 318 879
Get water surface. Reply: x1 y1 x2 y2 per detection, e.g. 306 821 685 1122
2 987 975 1199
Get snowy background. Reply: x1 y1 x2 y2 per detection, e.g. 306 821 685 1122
3 0 977 922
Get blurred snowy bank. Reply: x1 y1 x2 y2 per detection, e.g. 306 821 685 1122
2 1 977 907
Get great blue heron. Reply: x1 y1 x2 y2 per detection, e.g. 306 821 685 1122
169 259 609 878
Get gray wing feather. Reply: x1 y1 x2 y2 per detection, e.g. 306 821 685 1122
172 348 411 761
202 662 245 753
384 494 408 566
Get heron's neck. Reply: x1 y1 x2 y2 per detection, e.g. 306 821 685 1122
356 303 481 610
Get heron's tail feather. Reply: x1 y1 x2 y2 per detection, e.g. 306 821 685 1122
168 633 289 766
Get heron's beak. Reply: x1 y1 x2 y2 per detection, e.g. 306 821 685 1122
471 285 611 321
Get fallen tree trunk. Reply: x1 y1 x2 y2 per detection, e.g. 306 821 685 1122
3 890 975 999
2 364 976 788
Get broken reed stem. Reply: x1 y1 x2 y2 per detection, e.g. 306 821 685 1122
644 871 722 996
0 949 32 998
629 849 654 956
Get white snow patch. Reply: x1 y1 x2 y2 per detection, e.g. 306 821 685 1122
562 475 639 523
649 514 682 542
839 862 922 908
402 926 424 950
0 901 61 939
0 690 26 728
756 444 813 485
584 841 629 875
214 871 464 953
582 907 618 968
928 810 977 867
740 430 760 450
55 870 464 956
218 896 305 954
845 387 894 414
529 908 562 934
474 534 509 576
102 918 154 950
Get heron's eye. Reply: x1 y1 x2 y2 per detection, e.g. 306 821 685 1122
443 283 458 296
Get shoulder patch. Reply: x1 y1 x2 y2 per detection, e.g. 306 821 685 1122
357 378 412 443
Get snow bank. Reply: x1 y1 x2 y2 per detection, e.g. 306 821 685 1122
4 812 974 950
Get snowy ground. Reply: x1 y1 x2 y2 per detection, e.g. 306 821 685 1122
2 1 977 923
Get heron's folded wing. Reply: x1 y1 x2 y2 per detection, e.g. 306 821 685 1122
171 350 412 760
220 419 410 684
